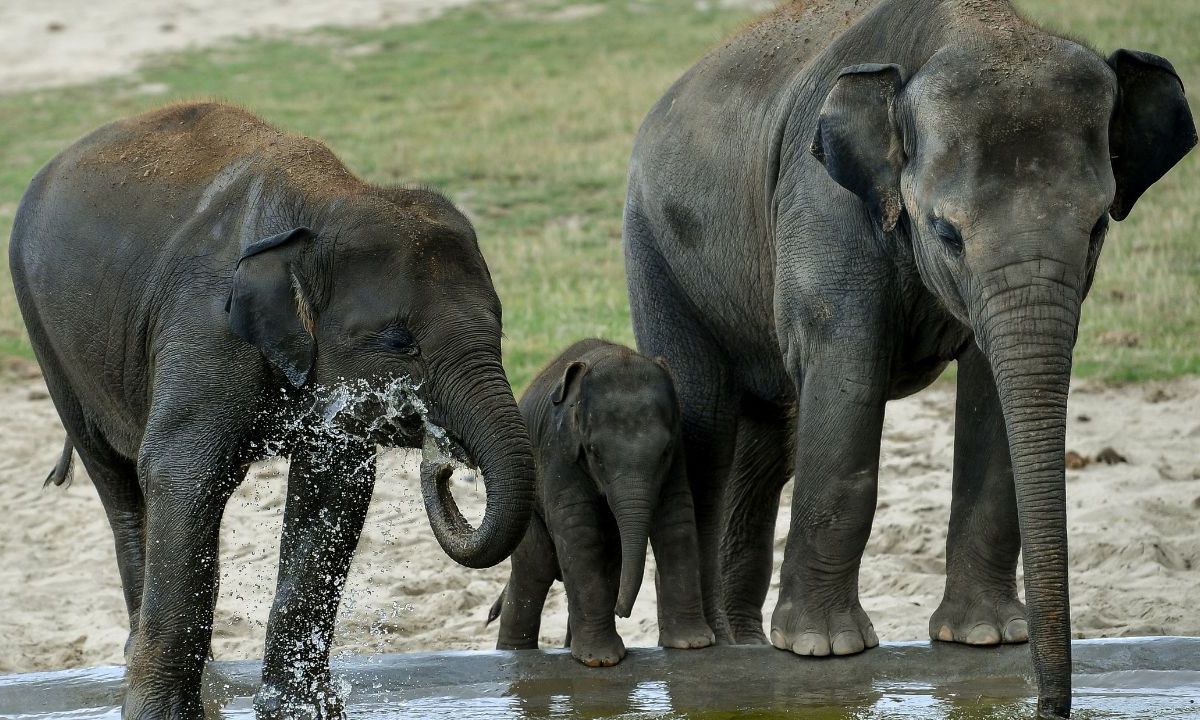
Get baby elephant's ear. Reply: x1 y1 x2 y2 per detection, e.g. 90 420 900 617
226 227 316 387
811 63 907 231
1108 50 1198 221
551 361 587 404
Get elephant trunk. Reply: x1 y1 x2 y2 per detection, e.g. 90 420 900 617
419 355 535 569
975 273 1081 719
610 479 655 618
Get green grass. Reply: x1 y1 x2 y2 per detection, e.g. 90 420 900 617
0 0 1196 388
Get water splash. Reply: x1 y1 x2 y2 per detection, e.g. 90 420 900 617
246 374 466 471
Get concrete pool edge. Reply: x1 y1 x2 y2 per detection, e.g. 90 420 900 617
2 636 1199 715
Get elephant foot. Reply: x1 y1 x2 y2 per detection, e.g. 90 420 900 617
658 614 716 649
769 595 878 657
570 631 626 667
707 609 736 645
930 590 1028 646
254 678 348 720
123 687 204 720
724 613 769 645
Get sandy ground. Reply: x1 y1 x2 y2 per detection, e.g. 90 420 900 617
0 0 480 92
2 367 1197 673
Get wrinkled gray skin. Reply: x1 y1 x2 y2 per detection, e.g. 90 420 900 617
623 1 1195 716
486 339 714 666
9 102 534 720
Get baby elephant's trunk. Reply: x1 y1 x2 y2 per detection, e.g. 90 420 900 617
610 481 655 618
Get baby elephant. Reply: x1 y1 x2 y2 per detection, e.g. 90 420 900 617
488 338 715 666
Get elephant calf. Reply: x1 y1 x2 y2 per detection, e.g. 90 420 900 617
9 102 534 719
487 339 715 666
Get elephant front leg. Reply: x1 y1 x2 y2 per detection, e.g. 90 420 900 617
256 444 376 720
496 513 558 650
651 453 715 650
123 454 239 720
556 499 626 667
930 345 1027 646
771 360 884 657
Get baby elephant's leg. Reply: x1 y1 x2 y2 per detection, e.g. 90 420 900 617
652 453 716 649
558 500 626 667
496 513 558 649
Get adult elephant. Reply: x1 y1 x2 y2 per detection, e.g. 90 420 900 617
9 102 534 719
622 0 1195 716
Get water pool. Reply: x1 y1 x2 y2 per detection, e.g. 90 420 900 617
2 638 1197 718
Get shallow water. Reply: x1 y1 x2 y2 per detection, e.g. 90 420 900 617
5 675 1199 719
3 642 1200 720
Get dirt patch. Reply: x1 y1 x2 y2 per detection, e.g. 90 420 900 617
0 0 479 92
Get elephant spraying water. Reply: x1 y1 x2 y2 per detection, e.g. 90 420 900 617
9 102 535 720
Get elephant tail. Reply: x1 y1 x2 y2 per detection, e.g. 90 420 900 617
485 582 507 627
43 439 74 488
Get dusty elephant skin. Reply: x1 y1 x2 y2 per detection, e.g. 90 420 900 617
486 339 714 666
622 0 1196 717
7 102 534 720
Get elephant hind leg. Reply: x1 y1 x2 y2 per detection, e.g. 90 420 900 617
31 341 145 652
496 513 558 650
77 434 145 652
720 405 793 644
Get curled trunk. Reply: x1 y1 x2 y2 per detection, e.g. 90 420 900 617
419 360 535 569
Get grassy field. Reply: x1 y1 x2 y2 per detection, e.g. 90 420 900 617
0 0 1196 389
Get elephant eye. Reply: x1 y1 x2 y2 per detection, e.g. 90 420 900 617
377 325 420 356
932 217 964 255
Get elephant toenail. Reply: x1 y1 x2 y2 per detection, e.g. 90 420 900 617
937 625 954 642
831 631 865 655
1004 618 1029 643
770 629 788 649
793 632 831 656
865 625 879 647
965 624 1001 645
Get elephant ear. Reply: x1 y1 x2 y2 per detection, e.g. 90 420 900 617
811 63 907 231
226 227 316 387
1108 49 1198 221
551 360 588 405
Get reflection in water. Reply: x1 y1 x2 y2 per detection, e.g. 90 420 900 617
4 667 1200 719
629 680 672 715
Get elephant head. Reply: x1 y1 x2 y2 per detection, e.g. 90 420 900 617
811 40 1195 717
226 189 534 569
552 351 680 618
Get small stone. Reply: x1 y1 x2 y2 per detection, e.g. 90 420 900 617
1095 447 1128 465
1076 414 1091 423
1146 387 1171 403
1065 451 1090 470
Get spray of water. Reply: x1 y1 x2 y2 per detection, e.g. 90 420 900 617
245 375 466 472
232 375 472 715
